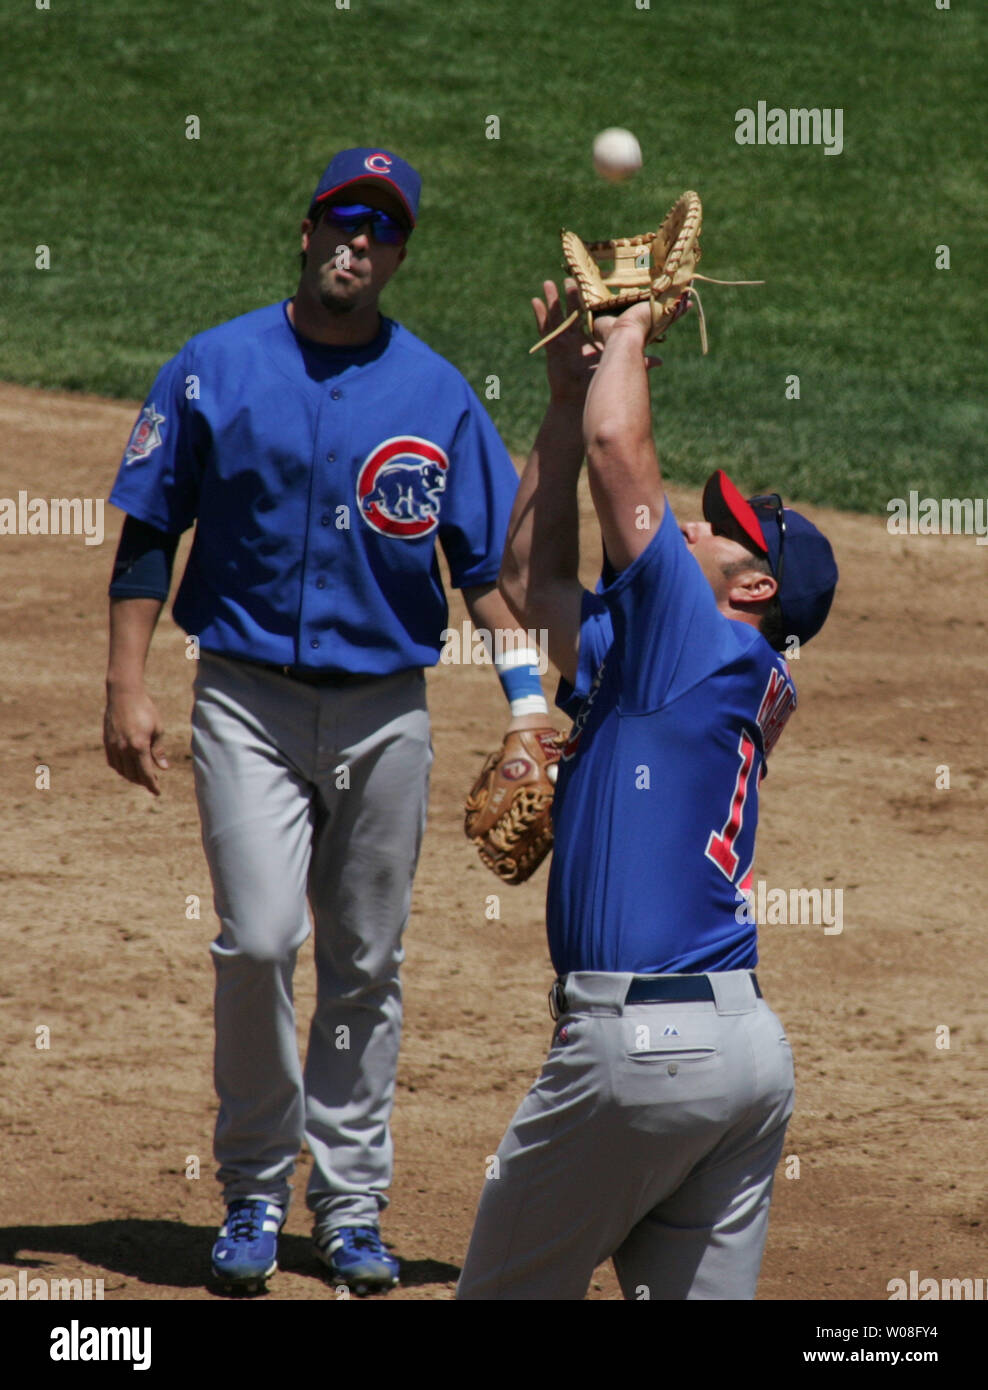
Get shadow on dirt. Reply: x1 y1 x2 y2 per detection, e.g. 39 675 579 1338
0 1222 459 1295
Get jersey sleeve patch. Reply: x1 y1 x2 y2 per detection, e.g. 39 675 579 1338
124 403 166 467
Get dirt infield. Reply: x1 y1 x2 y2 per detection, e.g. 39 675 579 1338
0 380 984 1302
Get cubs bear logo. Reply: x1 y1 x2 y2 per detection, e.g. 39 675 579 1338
124 402 166 467
357 436 449 539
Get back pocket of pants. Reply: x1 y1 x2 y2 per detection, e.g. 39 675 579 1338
627 1044 718 1059
617 1042 729 1126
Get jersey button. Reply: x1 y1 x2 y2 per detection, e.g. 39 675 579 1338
330 388 342 400
316 577 326 590
321 514 331 526
310 639 320 650
326 452 336 462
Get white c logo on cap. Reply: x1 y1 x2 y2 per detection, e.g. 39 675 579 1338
364 153 393 173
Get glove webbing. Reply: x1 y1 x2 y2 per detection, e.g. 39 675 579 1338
529 272 763 357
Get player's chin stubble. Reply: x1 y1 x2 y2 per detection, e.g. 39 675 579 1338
314 263 366 315
317 287 356 314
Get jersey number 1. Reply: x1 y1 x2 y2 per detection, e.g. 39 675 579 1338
705 732 756 881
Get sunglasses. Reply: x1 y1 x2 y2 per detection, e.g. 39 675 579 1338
748 493 787 590
316 202 409 245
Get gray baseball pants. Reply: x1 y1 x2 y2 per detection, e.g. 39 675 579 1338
457 970 794 1300
190 652 432 1231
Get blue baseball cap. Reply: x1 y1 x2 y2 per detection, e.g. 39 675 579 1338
308 148 421 228
702 469 838 646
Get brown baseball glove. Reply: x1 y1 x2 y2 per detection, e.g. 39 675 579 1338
530 190 761 356
464 728 565 884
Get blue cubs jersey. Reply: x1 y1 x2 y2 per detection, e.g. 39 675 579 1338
109 302 519 673
548 503 797 976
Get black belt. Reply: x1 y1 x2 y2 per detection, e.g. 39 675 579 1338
254 662 379 687
625 973 761 1004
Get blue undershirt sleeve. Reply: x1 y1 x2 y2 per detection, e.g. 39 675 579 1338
108 515 181 600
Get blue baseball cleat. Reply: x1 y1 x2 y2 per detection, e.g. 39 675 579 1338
211 1199 285 1293
314 1225 400 1295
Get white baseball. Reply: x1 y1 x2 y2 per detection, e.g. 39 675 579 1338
592 128 643 182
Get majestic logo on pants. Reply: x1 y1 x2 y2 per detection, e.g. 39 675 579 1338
357 436 449 538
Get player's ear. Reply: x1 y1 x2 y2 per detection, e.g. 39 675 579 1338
728 569 778 608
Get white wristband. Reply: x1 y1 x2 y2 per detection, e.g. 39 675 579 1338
509 693 551 718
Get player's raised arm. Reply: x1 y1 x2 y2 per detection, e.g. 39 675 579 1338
582 302 665 572
498 281 594 686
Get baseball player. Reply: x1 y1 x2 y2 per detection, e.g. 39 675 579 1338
457 284 838 1300
102 148 551 1296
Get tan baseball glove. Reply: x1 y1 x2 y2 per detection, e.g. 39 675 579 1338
530 190 761 356
464 728 565 884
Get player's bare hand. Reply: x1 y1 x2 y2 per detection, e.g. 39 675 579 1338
103 688 169 796
592 299 655 348
532 279 601 403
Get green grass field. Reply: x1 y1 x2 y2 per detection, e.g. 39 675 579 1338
1 0 983 511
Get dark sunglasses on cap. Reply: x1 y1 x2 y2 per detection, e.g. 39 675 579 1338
316 202 409 245
748 493 787 590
